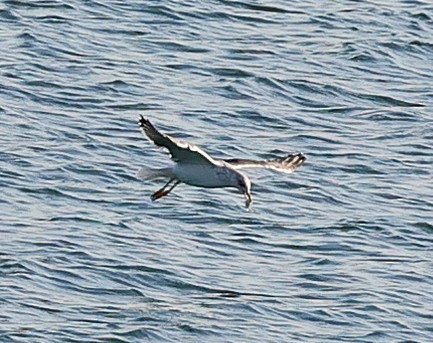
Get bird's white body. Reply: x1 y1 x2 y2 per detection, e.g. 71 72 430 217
172 162 240 188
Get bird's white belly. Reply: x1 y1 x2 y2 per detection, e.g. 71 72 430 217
173 164 232 188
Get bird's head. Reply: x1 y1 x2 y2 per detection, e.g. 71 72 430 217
234 172 252 208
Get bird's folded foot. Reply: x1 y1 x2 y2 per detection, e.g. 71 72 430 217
151 190 170 201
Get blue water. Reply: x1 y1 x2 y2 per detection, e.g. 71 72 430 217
1 0 433 342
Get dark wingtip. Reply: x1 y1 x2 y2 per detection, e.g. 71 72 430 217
283 152 306 160
296 153 307 168
298 152 306 162
138 115 151 128
282 152 307 168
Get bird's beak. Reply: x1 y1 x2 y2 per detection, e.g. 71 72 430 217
244 192 252 208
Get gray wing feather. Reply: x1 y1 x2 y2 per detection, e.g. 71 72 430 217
138 116 216 165
223 153 306 173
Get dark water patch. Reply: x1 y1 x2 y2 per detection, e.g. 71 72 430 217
409 39 433 51
226 48 277 56
1 260 34 275
37 15 71 23
412 222 433 233
410 11 431 21
381 40 433 56
320 83 425 108
24 80 64 90
150 40 210 54
144 4 187 22
209 67 254 78
214 84 255 100
106 103 157 111
220 0 298 14
4 0 75 10
209 10 278 24
349 52 376 62
16 31 38 47
0 8 20 21
102 264 174 276
355 109 420 122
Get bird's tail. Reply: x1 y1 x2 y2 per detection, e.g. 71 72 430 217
137 166 171 180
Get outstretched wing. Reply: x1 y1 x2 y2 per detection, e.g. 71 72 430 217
138 116 216 165
223 153 306 173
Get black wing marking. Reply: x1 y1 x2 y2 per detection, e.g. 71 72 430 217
223 153 306 173
138 116 216 165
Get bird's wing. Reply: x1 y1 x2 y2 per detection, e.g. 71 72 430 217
222 153 306 173
138 116 217 165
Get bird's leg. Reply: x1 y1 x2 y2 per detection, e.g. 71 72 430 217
151 179 180 201
151 179 174 201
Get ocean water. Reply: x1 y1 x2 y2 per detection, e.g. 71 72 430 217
1 0 432 342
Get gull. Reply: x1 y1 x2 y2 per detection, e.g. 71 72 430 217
137 116 306 208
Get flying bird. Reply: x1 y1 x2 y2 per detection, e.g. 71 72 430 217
137 116 306 208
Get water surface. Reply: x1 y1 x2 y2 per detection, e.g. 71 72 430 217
1 0 432 342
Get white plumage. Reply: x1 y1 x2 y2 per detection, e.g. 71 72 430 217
137 116 306 208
